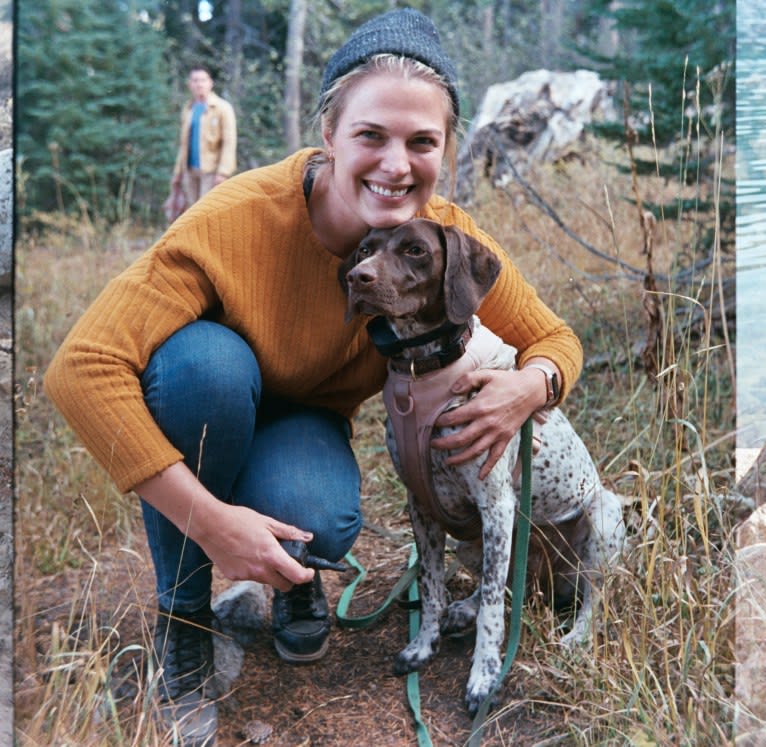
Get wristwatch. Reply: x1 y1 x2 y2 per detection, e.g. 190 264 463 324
525 363 560 408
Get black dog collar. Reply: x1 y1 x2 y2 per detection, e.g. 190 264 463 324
367 316 467 357
367 316 473 376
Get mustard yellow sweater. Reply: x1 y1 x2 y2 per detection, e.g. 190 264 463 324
44 148 583 493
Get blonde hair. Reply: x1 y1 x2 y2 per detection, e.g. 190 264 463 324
315 54 460 197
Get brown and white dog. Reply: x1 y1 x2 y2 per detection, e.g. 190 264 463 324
339 218 625 714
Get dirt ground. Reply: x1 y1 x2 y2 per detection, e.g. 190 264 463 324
16 394 578 745
18 502 573 747
209 532 570 747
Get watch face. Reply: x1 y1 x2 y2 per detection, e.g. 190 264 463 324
527 363 558 405
551 372 560 399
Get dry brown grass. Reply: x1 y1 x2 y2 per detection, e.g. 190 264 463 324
14 130 739 745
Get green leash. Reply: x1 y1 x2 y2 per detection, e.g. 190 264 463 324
337 418 534 746
336 551 419 628
337 547 433 746
404 544 434 747
466 416 534 746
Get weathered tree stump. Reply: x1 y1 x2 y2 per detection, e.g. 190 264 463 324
456 69 617 205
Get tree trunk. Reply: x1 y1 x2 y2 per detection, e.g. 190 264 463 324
224 0 244 102
284 0 307 154
540 0 563 67
481 3 493 54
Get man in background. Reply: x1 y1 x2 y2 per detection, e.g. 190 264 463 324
171 65 237 206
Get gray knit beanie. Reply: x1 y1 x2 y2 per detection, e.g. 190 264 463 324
320 8 459 118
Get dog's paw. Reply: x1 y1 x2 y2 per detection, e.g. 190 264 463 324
465 655 502 715
465 688 500 717
559 627 592 649
465 678 500 716
559 611 593 648
394 634 440 675
440 597 478 637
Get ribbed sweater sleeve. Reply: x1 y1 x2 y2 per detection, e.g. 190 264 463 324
44 149 385 492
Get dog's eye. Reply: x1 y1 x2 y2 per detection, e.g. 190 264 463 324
406 244 426 257
357 245 373 258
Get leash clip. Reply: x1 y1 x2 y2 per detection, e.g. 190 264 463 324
280 540 348 572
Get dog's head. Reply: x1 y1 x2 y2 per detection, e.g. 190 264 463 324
338 218 501 325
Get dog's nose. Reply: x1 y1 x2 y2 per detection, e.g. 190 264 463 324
347 266 377 286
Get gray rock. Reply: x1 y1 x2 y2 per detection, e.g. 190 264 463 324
211 581 270 696
211 629 246 698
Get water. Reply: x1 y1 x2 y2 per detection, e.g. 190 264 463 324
737 0 766 452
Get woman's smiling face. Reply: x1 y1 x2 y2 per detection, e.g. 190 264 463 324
323 72 449 232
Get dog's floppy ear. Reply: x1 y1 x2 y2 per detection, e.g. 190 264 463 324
442 224 502 324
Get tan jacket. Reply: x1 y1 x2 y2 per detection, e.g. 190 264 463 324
173 91 237 177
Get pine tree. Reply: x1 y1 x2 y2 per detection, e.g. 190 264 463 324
571 0 735 258
18 0 176 222
576 0 735 146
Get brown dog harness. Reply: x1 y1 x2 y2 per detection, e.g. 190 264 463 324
381 321 511 541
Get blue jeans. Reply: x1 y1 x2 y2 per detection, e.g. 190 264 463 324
139 321 363 614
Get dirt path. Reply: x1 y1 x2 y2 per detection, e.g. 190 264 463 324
19 516 563 746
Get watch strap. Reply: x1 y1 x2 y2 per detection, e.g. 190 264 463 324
524 363 560 408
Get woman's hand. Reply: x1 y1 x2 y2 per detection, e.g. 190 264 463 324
431 362 552 480
196 504 316 591
135 462 315 592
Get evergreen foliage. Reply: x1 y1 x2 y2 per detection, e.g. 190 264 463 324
573 0 735 266
17 0 176 222
16 0 735 224
576 0 735 146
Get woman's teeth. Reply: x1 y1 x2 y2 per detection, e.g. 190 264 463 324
367 182 410 197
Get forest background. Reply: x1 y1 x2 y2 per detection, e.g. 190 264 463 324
17 0 734 223
14 1 743 746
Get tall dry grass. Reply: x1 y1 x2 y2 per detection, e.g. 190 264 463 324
461 133 739 744
14 126 739 744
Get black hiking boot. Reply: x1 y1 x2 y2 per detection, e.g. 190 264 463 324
153 606 218 746
271 573 331 663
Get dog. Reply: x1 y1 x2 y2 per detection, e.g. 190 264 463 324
339 218 625 714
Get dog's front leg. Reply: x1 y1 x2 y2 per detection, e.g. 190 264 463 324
394 493 446 674
465 479 515 715
441 540 482 636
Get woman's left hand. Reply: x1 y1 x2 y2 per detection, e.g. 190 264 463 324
431 366 547 480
